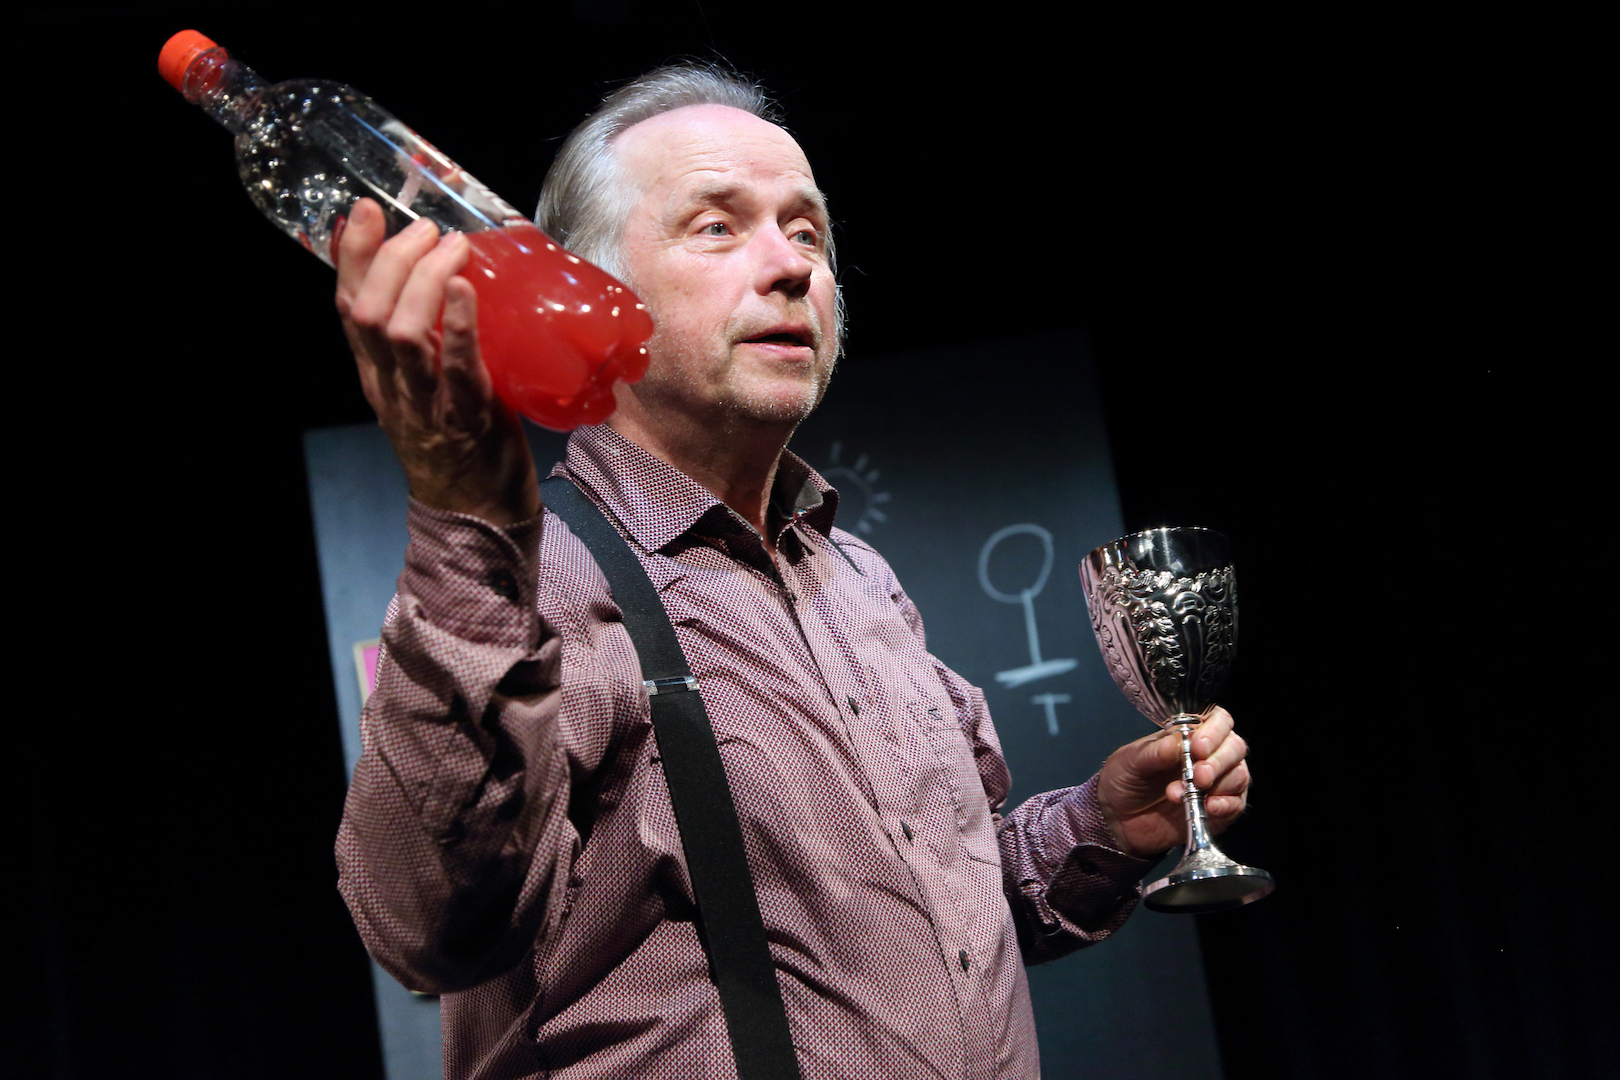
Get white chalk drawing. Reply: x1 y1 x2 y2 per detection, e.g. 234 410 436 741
821 442 891 535
979 523 1079 691
1030 692 1072 736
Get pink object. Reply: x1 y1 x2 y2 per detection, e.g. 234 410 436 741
353 640 381 702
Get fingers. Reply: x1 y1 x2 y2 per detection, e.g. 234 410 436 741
334 198 386 312
349 213 441 324
440 275 494 416
1186 707 1246 790
1194 732 1248 792
1191 706 1234 759
1126 726 1183 779
1154 708 1251 805
1099 710 1258 855
346 217 443 380
1192 708 1252 820
1132 709 1243 781
339 214 476 426
1207 786 1250 820
387 231 471 394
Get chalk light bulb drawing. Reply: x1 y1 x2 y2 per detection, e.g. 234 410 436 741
821 442 892 535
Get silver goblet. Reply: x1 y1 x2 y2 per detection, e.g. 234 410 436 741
1080 527 1275 913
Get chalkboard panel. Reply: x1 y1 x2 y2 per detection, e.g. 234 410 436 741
305 332 1221 1080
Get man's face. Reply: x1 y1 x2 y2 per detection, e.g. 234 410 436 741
613 104 838 430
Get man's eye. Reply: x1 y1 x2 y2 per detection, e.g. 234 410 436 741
702 222 729 236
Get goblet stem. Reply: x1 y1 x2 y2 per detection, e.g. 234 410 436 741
1140 713 1275 913
1173 716 1217 860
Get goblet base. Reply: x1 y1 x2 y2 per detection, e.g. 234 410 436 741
1142 862 1275 914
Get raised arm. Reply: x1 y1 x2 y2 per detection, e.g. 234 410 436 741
332 199 582 992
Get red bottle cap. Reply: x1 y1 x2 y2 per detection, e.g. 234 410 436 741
158 30 222 92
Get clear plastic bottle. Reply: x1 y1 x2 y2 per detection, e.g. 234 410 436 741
158 30 652 430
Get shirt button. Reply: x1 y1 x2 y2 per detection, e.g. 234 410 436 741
959 949 970 972
488 569 519 602
847 696 860 715
901 821 914 843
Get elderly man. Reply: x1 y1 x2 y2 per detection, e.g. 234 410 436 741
334 66 1253 1080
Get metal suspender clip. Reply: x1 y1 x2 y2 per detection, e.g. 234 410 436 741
644 675 699 696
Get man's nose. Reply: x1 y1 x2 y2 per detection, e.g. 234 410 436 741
752 223 814 297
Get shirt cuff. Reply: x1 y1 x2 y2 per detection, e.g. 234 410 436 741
1037 776 1161 937
399 497 543 648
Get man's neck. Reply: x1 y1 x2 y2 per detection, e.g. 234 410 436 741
605 397 793 548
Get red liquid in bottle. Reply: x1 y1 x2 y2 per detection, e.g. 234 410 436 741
460 224 653 430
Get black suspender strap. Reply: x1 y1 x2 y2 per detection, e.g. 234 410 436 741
538 476 802 1080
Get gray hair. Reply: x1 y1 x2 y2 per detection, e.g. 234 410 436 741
535 63 845 351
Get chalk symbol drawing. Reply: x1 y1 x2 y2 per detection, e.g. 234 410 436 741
821 442 891 535
1030 693 1072 737
979 524 1078 735
978 524 1079 690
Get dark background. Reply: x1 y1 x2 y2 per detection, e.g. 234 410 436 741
18 3 1605 1078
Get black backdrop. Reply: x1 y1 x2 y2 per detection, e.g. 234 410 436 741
17 4 1605 1079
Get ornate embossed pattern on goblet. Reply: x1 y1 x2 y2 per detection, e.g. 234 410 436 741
1087 562 1237 726
1080 527 1274 914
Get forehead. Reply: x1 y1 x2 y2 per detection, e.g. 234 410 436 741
614 104 819 209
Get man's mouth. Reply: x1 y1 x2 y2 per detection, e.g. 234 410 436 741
740 327 814 349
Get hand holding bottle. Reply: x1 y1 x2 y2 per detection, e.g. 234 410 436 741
337 198 540 526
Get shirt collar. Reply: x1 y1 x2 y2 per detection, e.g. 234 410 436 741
563 424 841 552
767 448 840 540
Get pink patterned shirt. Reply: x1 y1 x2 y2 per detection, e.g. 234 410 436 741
337 424 1153 1080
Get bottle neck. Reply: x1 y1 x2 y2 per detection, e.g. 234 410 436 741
182 49 264 134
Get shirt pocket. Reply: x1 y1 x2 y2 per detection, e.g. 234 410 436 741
915 703 1001 867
